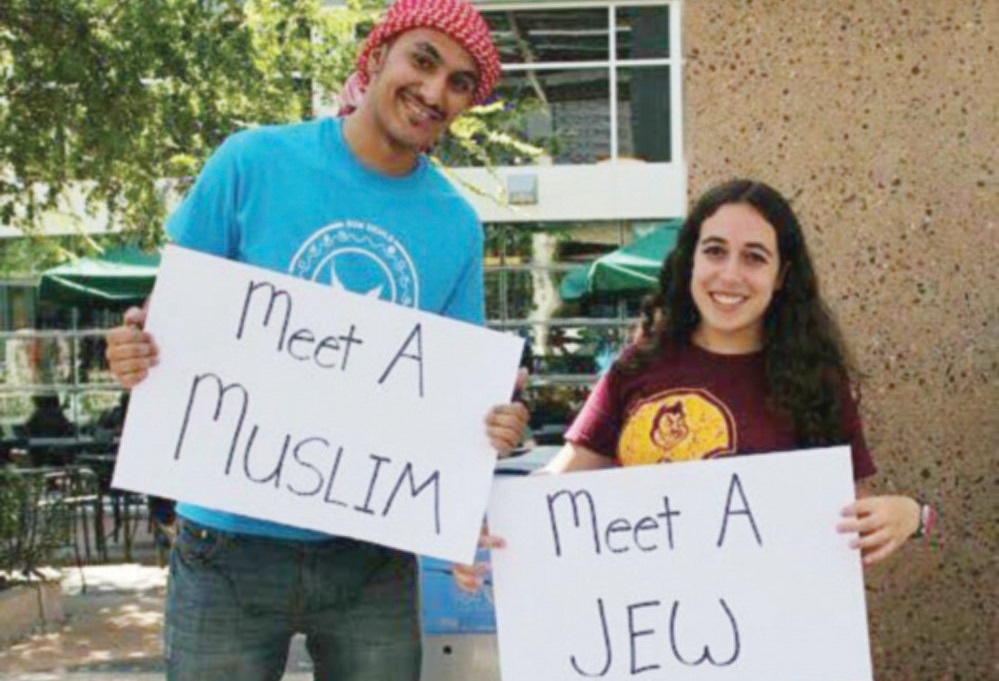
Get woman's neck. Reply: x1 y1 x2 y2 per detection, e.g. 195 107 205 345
691 326 765 355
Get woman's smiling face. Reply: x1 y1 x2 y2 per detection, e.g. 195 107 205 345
690 203 784 354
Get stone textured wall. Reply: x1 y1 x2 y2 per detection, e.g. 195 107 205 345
683 1 997 678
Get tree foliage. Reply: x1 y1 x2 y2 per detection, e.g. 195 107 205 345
0 466 85 584
0 0 375 249
0 0 540 277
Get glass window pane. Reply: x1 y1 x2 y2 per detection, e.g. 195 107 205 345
485 223 574 266
483 220 643 401
485 270 505 320
486 232 608 323
618 66 671 162
616 5 670 60
0 394 33 432
484 224 509 263
8 286 35 330
501 269 543 320
499 321 633 380
493 68 611 165
482 8 609 64
487 222 622 268
526 383 594 444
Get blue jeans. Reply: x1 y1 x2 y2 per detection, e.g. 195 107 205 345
164 519 420 681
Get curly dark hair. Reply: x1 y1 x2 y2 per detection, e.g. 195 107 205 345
621 179 855 446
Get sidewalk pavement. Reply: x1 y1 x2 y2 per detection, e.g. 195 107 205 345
0 564 314 681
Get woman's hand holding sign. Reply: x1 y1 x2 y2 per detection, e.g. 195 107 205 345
838 493 921 567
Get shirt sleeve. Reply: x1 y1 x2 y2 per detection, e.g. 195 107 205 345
564 368 625 460
840 379 877 481
439 222 485 325
166 134 245 258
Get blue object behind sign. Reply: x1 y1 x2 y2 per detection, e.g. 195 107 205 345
420 549 496 634
417 447 559 636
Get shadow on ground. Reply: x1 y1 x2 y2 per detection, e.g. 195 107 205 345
1 564 316 680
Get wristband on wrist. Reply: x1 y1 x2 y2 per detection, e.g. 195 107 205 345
912 501 937 546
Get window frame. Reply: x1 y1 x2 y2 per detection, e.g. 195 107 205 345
472 0 683 164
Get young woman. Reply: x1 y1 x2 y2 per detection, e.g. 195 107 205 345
456 179 931 590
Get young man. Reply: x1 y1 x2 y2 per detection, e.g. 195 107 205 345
104 2 526 679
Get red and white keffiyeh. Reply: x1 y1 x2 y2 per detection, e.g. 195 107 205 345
339 0 500 116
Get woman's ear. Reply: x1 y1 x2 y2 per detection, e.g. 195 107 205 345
776 262 790 290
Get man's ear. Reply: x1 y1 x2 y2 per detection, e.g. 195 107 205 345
367 43 389 78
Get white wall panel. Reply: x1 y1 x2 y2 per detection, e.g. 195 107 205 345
451 162 687 223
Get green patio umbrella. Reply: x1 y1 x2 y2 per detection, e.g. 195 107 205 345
560 219 682 301
38 245 160 308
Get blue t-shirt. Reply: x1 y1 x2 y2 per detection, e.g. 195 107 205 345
166 118 484 540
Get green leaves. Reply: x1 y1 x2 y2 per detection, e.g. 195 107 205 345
440 99 545 168
0 0 539 273
0 0 369 247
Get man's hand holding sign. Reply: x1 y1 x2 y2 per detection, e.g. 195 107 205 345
110 245 526 564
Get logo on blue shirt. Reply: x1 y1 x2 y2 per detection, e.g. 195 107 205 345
289 220 419 308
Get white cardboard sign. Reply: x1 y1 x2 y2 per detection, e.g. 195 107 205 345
113 245 523 563
487 447 873 681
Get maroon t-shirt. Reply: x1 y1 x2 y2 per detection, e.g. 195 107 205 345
565 343 876 480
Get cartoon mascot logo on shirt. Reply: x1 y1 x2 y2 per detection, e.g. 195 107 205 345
288 220 419 308
617 389 736 466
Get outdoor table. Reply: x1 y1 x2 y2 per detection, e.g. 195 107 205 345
75 449 145 562
25 437 98 467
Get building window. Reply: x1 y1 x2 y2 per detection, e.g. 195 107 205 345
485 218 681 442
464 2 683 442
0 283 37 331
467 1 678 166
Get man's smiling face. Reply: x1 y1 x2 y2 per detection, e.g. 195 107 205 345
364 28 480 153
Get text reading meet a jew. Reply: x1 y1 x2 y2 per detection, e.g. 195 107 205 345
545 474 761 676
